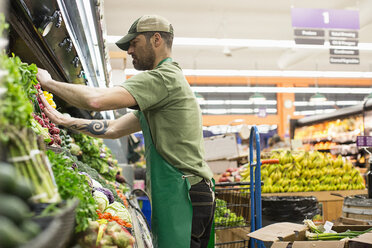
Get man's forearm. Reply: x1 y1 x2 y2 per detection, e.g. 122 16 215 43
45 80 98 110
69 119 110 137
65 118 113 138
62 113 141 139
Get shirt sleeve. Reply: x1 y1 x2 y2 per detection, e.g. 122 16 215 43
120 70 168 111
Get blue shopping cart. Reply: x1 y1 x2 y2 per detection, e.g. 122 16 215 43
249 125 265 248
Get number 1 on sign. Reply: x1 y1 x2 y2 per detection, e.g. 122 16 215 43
322 11 330 24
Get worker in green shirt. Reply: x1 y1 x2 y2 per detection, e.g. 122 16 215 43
37 15 215 248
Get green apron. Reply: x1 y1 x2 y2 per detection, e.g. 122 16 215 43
139 111 193 248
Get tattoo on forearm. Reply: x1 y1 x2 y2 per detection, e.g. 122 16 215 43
70 120 108 135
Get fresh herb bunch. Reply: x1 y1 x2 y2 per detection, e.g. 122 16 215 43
47 150 98 232
0 54 34 139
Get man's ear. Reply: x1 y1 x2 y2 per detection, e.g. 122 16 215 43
153 33 162 47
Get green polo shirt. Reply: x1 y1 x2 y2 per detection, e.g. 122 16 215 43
120 59 213 185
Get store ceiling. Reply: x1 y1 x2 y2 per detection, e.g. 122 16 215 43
104 0 372 73
102 0 372 119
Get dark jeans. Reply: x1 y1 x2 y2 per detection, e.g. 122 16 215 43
189 179 216 248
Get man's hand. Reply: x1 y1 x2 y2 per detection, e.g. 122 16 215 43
39 90 67 126
36 68 53 91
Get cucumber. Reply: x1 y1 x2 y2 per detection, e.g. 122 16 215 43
0 216 28 248
20 220 40 239
0 162 17 192
13 179 33 200
0 194 30 224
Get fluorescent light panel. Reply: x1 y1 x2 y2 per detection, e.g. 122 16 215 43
201 108 277 114
294 100 362 106
191 86 372 94
197 99 277 105
199 99 361 106
294 109 337 116
125 68 372 78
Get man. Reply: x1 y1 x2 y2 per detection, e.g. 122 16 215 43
37 15 215 248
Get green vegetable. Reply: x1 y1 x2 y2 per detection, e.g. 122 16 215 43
94 190 109 212
72 133 118 181
30 118 51 143
20 220 41 239
105 202 132 224
0 54 34 141
214 198 246 227
12 179 33 200
47 150 98 232
0 216 28 248
305 228 372 240
0 163 33 200
304 219 372 240
0 162 17 192
75 160 123 204
0 194 31 224
6 127 59 203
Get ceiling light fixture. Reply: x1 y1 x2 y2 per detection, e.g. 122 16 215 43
249 92 266 104
194 92 205 100
364 92 372 101
309 92 327 102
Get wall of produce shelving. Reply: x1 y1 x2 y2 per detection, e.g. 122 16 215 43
291 101 372 167
0 4 143 248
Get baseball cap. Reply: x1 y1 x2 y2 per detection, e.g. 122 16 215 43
116 15 174 51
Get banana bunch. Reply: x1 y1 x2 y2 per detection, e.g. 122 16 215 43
240 150 365 193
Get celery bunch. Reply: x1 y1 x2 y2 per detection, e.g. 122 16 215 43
304 219 372 240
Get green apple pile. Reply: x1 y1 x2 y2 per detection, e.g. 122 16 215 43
240 150 365 193
214 199 246 227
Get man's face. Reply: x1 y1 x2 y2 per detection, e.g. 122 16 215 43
127 34 156 71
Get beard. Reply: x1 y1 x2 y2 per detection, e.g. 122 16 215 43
132 42 156 71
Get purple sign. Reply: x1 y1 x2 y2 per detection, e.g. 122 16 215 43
257 108 267 118
291 8 359 30
356 136 372 147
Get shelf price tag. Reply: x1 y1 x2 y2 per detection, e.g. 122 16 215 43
356 136 372 147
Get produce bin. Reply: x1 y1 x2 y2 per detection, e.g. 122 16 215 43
215 182 251 246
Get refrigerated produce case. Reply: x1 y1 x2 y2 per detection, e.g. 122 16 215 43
2 1 150 247
290 99 372 167
6 0 110 119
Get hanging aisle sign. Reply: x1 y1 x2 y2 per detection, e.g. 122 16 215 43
291 8 359 30
329 30 358 39
291 8 360 64
330 49 359 56
329 57 360 65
